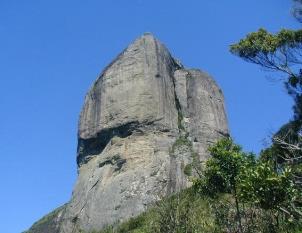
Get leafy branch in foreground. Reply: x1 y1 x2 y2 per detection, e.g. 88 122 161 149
230 28 302 127
230 28 302 98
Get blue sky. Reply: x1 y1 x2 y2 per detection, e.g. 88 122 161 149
0 0 299 232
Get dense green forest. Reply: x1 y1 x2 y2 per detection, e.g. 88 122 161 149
87 1 302 233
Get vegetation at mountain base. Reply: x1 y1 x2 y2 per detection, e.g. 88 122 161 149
91 138 301 233
95 188 217 233
195 139 302 233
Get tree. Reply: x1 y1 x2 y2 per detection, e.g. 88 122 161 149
239 161 296 213
230 28 302 120
229 1 302 221
194 138 256 233
229 0 302 188
194 138 302 232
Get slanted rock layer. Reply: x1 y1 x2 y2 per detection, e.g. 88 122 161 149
26 33 228 233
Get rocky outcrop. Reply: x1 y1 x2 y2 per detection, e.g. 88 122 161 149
24 204 66 233
26 33 228 233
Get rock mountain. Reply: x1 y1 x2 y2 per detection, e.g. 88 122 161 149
26 33 228 233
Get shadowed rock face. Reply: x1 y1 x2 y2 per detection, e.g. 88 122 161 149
26 33 228 233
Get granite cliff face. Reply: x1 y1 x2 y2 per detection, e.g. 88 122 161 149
26 33 228 233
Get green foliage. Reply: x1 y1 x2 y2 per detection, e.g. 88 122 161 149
230 12 302 222
194 138 302 232
231 28 279 56
92 139 302 233
97 188 218 233
239 162 295 210
184 164 193 176
194 139 254 232
170 136 192 154
177 110 185 131
194 138 255 197
230 28 302 122
99 212 152 233
230 28 302 71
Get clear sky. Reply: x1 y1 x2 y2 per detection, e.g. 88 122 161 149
0 1 299 232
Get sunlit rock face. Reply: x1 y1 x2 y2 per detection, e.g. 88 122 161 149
26 33 228 233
